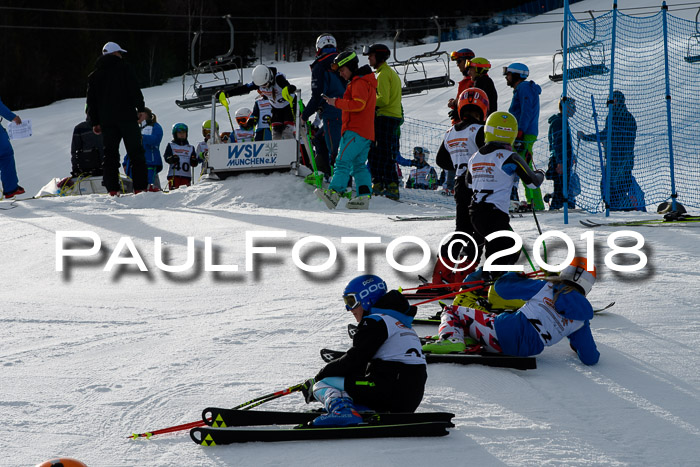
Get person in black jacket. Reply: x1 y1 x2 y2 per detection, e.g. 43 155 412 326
86 41 147 195
467 57 498 117
302 275 427 427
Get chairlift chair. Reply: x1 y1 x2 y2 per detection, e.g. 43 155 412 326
684 8 700 63
390 16 455 96
175 15 247 110
549 11 609 83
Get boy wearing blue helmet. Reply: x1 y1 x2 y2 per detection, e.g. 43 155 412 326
302 275 427 427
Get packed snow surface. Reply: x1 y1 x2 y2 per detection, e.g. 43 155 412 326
2 1 699 465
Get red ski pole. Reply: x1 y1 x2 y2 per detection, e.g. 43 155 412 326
129 382 304 439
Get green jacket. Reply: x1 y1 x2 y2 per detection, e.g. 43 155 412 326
375 62 402 118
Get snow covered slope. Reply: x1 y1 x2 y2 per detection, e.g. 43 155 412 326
2 1 700 465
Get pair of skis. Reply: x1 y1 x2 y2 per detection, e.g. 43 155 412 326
341 324 537 370
580 215 700 227
190 408 454 445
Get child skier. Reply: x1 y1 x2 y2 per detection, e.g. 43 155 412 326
163 123 198 190
234 108 256 142
466 110 545 280
301 275 427 426
423 258 600 366
123 107 163 191
404 147 438 190
224 65 296 140
251 96 272 141
315 51 377 210
424 88 489 292
196 119 218 176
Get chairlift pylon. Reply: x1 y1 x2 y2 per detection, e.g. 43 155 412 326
175 15 247 111
549 11 609 83
390 16 454 96
683 8 700 63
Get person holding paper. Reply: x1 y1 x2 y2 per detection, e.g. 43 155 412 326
0 96 25 199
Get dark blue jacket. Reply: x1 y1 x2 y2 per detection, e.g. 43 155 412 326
301 50 346 121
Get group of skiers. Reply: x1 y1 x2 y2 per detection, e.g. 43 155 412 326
303 257 600 426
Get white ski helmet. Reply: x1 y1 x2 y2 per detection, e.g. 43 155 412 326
252 65 272 87
316 33 337 52
559 257 596 296
235 107 252 125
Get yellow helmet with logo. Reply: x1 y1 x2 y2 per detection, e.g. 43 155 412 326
484 111 518 146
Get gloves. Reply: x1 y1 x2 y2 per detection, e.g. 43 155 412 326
164 154 176 165
301 378 316 404
513 130 526 154
447 108 458 121
190 154 199 168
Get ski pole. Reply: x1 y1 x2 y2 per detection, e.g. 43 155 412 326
530 207 547 263
399 270 542 293
218 92 236 133
129 382 305 439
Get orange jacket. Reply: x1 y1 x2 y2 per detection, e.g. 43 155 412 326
334 65 377 141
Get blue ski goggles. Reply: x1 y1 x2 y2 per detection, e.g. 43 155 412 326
343 293 361 311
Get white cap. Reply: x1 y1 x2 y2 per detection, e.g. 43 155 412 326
102 42 127 55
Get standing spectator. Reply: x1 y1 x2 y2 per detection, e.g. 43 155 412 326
467 58 498 117
164 123 198 190
504 62 544 210
70 109 104 178
138 107 163 191
364 44 402 200
546 97 576 210
251 96 272 141
301 34 346 172
446 48 475 124
315 51 377 210
86 41 147 195
441 48 476 196
0 96 25 199
578 90 641 211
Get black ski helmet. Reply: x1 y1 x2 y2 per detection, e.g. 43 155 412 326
363 43 391 63
332 51 359 73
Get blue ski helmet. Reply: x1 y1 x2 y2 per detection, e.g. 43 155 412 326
503 62 529 79
343 275 387 313
172 122 188 137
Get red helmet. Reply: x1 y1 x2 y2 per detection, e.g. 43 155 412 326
458 87 489 122
35 459 88 467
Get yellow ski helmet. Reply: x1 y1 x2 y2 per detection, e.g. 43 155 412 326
484 111 518 146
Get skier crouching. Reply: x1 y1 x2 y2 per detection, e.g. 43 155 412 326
302 275 427 426
423 257 600 365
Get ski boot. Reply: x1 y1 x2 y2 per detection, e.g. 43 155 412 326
312 396 363 427
347 194 370 210
422 336 479 354
384 182 400 201
315 188 341 210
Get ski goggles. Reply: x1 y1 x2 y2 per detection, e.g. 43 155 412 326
331 52 357 71
450 51 469 62
343 293 361 311
236 117 249 126
413 146 426 155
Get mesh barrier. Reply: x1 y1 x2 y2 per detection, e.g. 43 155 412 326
561 5 700 213
398 116 449 191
